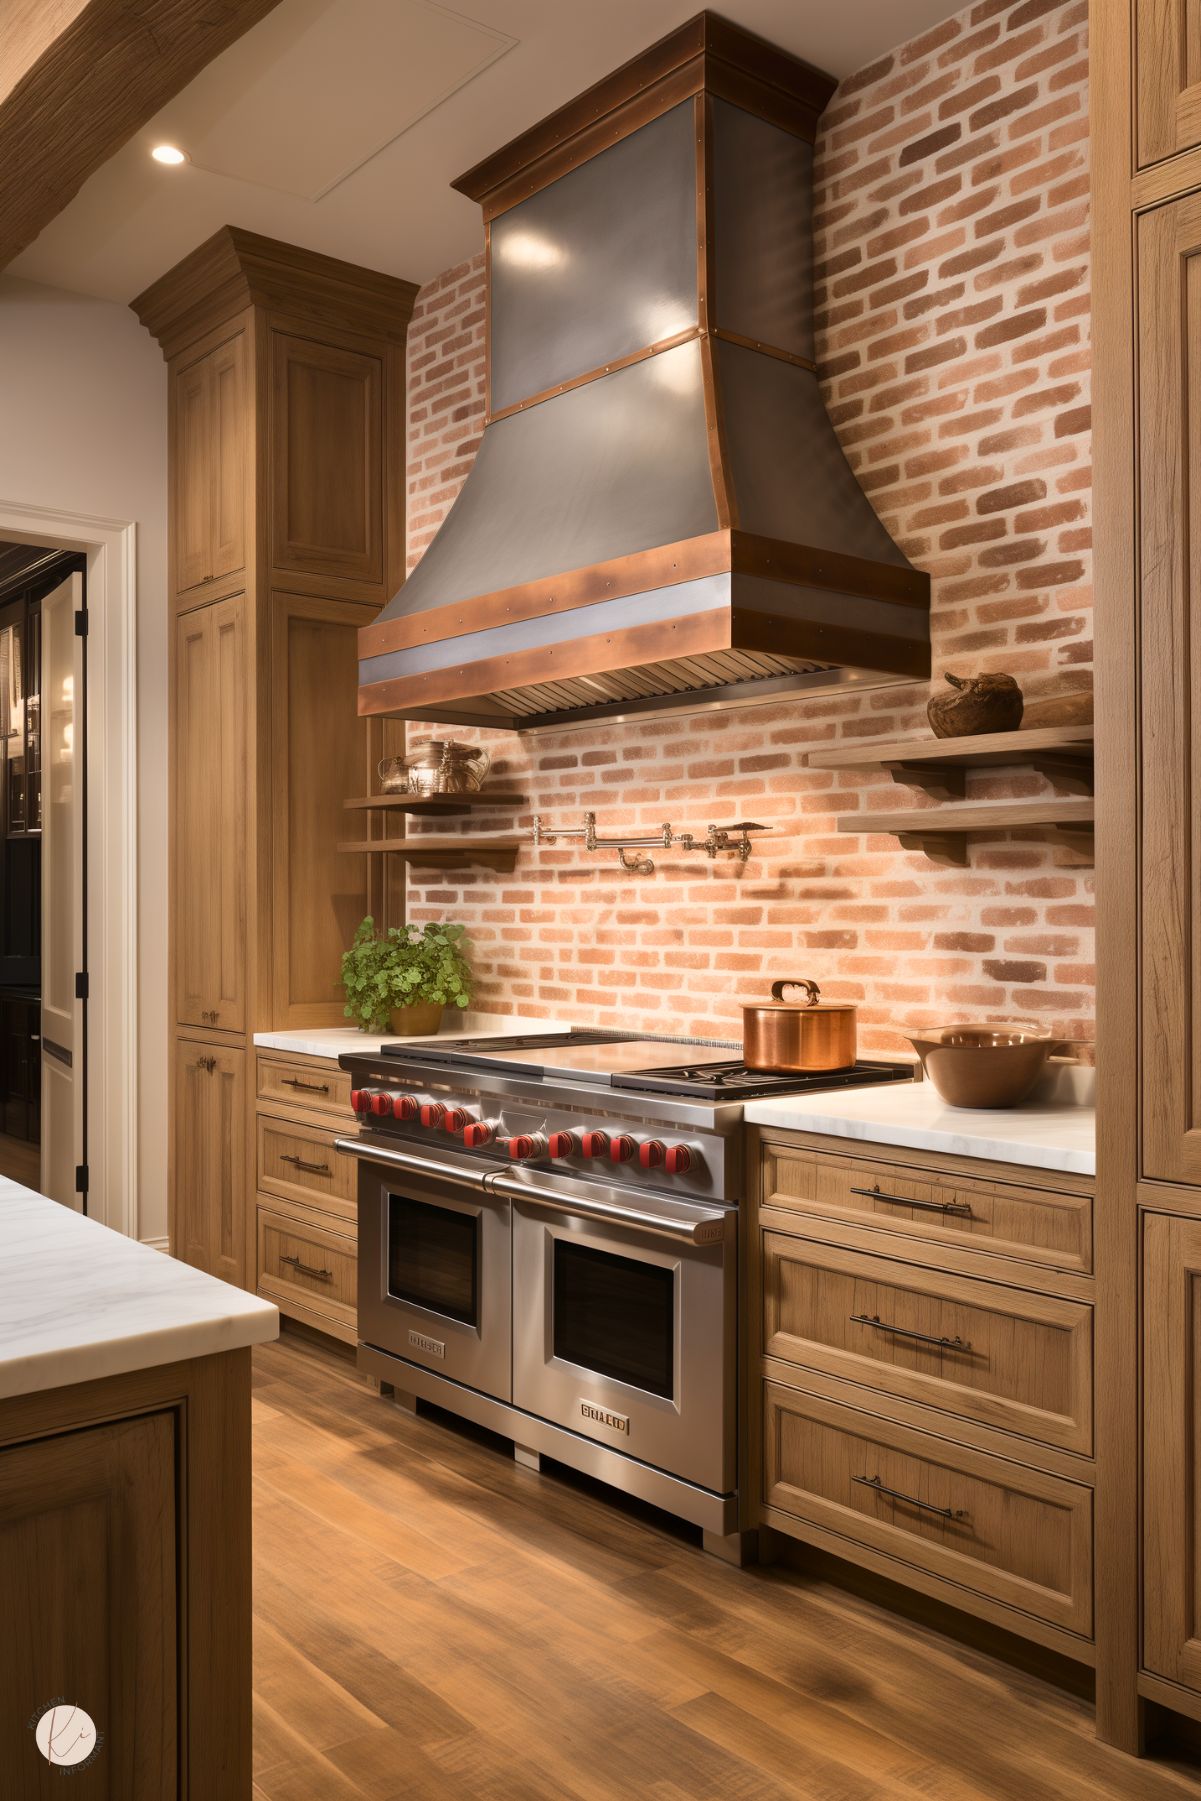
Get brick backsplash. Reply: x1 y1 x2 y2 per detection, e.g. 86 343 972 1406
401 0 1094 1055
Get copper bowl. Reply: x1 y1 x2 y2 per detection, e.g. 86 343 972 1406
903 1023 1064 1110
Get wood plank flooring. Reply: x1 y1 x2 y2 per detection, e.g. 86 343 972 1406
252 1332 1200 1801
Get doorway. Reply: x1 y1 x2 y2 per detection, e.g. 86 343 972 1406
0 542 86 1206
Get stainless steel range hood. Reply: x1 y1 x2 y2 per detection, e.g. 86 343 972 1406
358 12 930 731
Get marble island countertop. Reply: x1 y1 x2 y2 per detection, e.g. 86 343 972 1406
0 1184 278 1400
744 1081 1095 1177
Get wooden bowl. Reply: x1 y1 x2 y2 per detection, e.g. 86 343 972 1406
903 1024 1064 1110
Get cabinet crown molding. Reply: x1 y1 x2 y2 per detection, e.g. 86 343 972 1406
131 224 419 359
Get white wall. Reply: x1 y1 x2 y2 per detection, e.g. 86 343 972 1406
0 275 168 1241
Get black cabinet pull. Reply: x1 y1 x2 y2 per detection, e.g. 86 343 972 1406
279 1153 331 1177
850 1312 972 1352
850 1183 973 1218
282 1076 330 1094
280 1253 333 1283
853 1473 969 1521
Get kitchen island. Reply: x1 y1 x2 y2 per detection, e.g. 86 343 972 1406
0 1184 277 1796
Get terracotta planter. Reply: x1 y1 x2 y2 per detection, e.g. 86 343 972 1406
387 1002 444 1038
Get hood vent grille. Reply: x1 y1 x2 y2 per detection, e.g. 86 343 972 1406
358 12 930 731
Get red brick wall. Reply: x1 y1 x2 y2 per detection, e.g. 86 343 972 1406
401 0 1094 1054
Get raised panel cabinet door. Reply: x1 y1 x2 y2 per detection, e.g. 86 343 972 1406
172 353 211 594
1144 1212 1201 1689
173 594 247 1032
270 333 383 584
269 593 374 1025
0 1411 176 1799
208 330 249 586
173 1038 247 1284
1136 0 1201 165
1138 195 1201 1186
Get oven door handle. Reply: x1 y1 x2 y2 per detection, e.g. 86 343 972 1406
334 1136 492 1193
486 1174 728 1248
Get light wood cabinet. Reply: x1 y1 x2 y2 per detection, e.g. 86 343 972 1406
268 591 376 1026
174 593 247 1033
174 1037 247 1285
749 1127 1097 1662
1135 0 1201 167
134 228 415 1291
1137 191 1201 1189
1143 1213 1201 1690
171 327 249 599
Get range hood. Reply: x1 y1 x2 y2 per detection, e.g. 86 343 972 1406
358 12 930 731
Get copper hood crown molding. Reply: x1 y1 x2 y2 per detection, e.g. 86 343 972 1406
359 11 931 732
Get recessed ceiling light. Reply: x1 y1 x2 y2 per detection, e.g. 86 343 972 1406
151 144 188 166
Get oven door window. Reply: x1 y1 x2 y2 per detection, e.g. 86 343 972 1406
552 1240 674 1398
387 1191 478 1325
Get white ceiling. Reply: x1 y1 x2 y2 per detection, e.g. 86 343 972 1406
11 0 965 304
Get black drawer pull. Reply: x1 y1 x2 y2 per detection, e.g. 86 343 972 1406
282 1076 330 1094
280 1253 333 1283
853 1473 969 1522
279 1153 332 1177
851 1183 973 1217
850 1312 972 1352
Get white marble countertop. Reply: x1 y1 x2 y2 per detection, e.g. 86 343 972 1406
0 1184 278 1401
253 1010 577 1061
744 1081 1095 1176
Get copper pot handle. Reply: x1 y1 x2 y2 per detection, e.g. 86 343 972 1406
770 978 821 1007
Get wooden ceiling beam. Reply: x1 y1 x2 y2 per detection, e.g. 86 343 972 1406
0 0 284 272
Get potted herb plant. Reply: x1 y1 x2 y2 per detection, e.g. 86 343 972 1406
341 916 473 1036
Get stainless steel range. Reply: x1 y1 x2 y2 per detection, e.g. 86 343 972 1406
336 1031 912 1552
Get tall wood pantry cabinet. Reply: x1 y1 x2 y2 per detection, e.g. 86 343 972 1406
1094 1 1201 1757
133 229 414 1292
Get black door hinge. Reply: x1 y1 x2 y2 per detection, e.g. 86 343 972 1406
75 1164 88 1195
74 608 88 637
75 971 88 1001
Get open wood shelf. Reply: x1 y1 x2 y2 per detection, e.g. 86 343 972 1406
344 792 527 815
337 833 523 869
808 724 1094 799
839 797 1095 867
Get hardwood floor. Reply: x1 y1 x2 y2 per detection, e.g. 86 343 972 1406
252 1331 1200 1801
0 1132 40 1190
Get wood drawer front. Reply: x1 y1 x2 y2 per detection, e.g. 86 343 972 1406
257 1054 352 1119
763 1383 1093 1638
257 1115 356 1226
763 1232 1093 1454
760 1139 1091 1276
257 1207 356 1330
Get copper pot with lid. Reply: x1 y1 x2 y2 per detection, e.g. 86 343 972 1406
742 979 857 1074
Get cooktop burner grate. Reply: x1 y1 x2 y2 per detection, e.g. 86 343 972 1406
611 1058 915 1100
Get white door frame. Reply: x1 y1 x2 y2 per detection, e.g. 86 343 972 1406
0 498 137 1237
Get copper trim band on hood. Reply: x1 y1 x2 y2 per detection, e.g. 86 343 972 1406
359 533 732 659
358 606 737 718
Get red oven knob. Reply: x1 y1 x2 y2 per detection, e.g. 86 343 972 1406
506 1133 545 1161
547 1130 577 1159
463 1121 495 1149
639 1139 665 1169
350 1088 369 1114
609 1134 636 1164
580 1129 609 1158
393 1094 419 1121
664 1144 693 1175
442 1106 471 1133
420 1101 446 1128
369 1090 393 1117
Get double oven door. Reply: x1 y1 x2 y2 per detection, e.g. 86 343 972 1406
357 1149 512 1400
351 1137 736 1497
